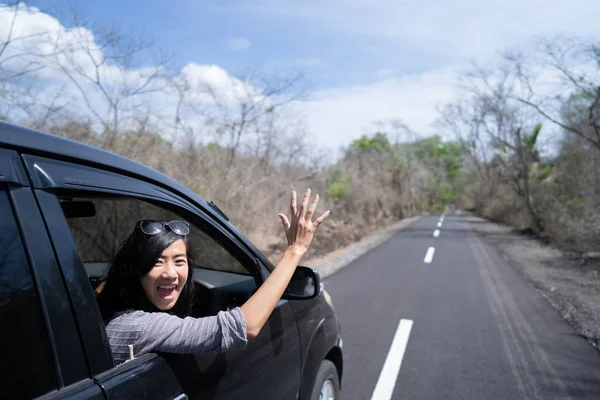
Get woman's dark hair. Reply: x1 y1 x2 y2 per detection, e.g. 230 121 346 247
97 224 195 323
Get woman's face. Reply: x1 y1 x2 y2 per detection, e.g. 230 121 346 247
140 239 189 310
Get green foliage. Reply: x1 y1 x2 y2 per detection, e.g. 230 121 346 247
558 194 586 212
400 136 464 207
206 142 222 151
531 162 554 182
523 124 542 163
327 180 350 200
437 180 456 204
526 124 542 151
570 91 595 101
429 203 445 213
343 132 468 210
349 132 395 154
438 142 464 180
403 135 464 179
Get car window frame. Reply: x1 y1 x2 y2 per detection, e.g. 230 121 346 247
22 153 264 273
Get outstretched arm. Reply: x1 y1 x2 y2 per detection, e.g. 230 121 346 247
240 189 329 338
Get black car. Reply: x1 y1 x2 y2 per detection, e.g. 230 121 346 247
0 121 343 400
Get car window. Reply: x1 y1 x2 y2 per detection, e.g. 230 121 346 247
58 195 251 279
0 190 57 399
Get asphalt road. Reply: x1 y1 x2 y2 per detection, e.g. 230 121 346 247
323 213 600 400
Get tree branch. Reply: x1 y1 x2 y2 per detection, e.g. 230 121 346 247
516 97 600 150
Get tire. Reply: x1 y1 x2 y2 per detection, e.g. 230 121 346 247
310 360 341 400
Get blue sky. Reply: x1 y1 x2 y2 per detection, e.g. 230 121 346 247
7 1 600 150
34 0 448 89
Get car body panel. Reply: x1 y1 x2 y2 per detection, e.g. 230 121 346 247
289 295 343 400
95 354 184 399
0 148 30 187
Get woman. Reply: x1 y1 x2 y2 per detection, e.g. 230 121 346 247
97 189 329 364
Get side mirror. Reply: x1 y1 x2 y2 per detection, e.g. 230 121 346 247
282 266 321 300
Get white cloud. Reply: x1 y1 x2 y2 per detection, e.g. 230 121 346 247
229 37 251 51
0 4 261 136
177 62 261 108
0 5 162 90
299 67 460 150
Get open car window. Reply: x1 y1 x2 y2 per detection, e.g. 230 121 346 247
58 195 252 279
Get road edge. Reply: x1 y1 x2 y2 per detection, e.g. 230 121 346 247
308 215 423 279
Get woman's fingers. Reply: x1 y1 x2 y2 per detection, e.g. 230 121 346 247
313 210 330 228
278 213 291 230
298 188 311 219
305 194 319 221
290 191 297 220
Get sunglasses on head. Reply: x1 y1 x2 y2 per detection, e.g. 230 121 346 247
137 220 190 236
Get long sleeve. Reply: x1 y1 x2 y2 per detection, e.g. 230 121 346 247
106 308 247 364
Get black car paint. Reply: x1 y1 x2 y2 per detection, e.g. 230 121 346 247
5 157 90 385
0 121 343 399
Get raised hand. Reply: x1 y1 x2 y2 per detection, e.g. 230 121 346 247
278 189 330 252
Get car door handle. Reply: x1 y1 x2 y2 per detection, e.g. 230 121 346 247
170 394 188 400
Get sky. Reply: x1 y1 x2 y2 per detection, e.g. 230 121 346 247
5 0 600 151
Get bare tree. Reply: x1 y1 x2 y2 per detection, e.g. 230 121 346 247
510 37 600 152
438 62 546 231
201 70 306 167
43 8 171 150
0 2 68 123
0 2 47 84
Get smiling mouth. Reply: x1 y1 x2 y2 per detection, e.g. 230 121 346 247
157 284 177 299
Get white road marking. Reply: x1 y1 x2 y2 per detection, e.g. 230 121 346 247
424 247 435 263
370 319 414 400
437 222 442 228
433 229 440 237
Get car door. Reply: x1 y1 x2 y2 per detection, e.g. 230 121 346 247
0 148 105 400
22 153 303 399
164 273 303 400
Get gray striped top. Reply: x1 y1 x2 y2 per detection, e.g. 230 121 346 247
106 307 248 364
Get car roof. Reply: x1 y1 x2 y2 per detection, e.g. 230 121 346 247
0 120 220 221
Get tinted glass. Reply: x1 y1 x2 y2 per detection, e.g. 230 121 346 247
59 196 250 277
0 190 57 399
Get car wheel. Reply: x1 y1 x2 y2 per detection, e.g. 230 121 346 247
310 360 340 400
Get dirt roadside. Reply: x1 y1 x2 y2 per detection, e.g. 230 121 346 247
465 214 600 351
